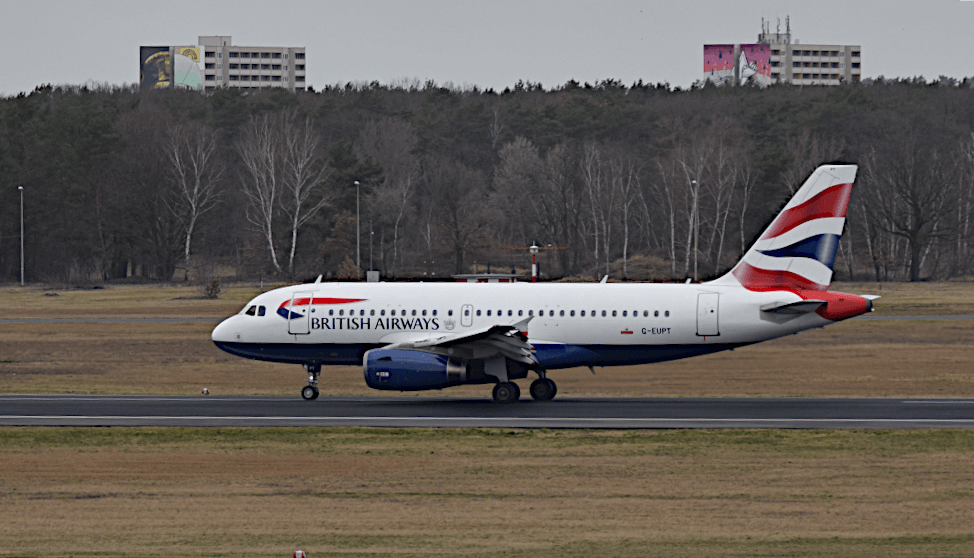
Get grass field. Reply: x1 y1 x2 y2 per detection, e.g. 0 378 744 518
2 428 974 558
2 282 974 397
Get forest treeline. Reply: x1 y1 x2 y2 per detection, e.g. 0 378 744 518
2 78 974 284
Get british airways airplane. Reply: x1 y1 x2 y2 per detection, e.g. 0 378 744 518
212 164 875 402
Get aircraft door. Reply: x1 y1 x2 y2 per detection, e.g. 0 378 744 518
461 304 473 327
696 293 719 337
288 291 314 335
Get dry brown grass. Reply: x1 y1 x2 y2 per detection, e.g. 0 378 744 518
1 428 973 557
3 283 974 397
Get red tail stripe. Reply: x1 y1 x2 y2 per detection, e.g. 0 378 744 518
761 182 853 240
279 297 366 309
732 261 828 292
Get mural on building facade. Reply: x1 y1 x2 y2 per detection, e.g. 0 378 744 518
703 44 735 85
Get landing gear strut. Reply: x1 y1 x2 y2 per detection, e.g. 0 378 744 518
529 370 557 402
302 364 320 400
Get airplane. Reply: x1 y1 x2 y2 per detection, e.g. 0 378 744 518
212 164 876 403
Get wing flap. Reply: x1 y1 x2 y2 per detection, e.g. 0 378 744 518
384 317 536 364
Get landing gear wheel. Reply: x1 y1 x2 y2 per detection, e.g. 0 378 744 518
301 385 319 400
492 382 520 403
530 378 557 401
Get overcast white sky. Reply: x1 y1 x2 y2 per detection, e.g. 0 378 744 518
1 0 973 96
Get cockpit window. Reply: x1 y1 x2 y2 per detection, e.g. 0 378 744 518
245 305 257 316
258 306 266 316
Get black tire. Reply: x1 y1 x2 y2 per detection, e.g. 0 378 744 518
530 378 556 401
492 382 519 403
545 379 557 399
311 387 320 400
301 385 317 400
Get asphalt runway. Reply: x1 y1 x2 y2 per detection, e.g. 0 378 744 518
2 394 974 428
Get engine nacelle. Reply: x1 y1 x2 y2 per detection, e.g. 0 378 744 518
364 348 473 391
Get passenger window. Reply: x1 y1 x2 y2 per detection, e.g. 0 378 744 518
329 309 334 316
570 310 575 317
371 309 375 316
476 310 481 316
665 311 670 317
339 309 344 316
528 310 534 316
581 310 585 317
508 310 512 317
643 310 648 317
518 310 523 317
654 310 659 317
381 309 386 316
433 310 438 316
258 306 266 316
497 310 502 316
601 310 607 317
245 305 256 316
412 309 417 316
622 311 627 317
612 310 617 317
487 310 492 316
591 310 595 317
422 310 427 316
559 310 565 317
392 309 397 316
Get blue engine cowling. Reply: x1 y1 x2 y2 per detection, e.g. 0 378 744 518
363 348 471 391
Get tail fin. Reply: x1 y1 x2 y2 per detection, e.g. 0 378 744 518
711 164 857 292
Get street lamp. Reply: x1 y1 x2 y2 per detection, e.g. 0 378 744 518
354 180 360 270
691 179 698 282
18 186 24 286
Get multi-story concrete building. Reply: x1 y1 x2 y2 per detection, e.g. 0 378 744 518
704 19 860 87
199 36 306 92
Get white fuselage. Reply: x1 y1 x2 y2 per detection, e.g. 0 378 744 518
211 281 831 369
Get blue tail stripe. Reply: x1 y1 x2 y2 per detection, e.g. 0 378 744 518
758 234 840 269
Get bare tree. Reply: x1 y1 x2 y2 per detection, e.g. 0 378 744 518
237 114 282 274
358 117 420 276
610 154 639 280
165 121 224 266
780 130 846 194
862 129 959 281
279 109 332 275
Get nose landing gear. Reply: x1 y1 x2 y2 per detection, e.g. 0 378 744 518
301 364 320 400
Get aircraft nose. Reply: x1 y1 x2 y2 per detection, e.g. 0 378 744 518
211 316 239 343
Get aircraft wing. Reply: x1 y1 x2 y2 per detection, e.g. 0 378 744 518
383 317 536 365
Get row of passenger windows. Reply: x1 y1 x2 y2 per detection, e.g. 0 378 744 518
245 305 670 319
471 309 670 318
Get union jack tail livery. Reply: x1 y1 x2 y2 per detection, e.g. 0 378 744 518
713 164 857 293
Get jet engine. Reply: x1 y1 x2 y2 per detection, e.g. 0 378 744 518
364 348 479 390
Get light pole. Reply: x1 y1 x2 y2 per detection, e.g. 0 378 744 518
369 220 374 271
18 186 24 286
354 180 360 270
691 179 698 282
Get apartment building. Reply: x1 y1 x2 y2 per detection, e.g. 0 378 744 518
704 19 861 87
199 36 306 92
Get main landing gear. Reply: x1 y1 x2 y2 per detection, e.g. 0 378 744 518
491 372 557 403
301 364 320 400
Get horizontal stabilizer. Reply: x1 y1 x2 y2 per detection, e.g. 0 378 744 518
760 300 826 314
